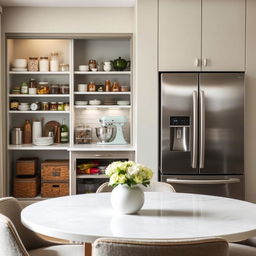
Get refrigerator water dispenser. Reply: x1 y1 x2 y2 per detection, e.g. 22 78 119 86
170 116 190 152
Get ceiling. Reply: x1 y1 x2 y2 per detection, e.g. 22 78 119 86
0 0 135 7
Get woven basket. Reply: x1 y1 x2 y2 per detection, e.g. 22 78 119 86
13 176 39 198
41 160 69 181
41 182 69 197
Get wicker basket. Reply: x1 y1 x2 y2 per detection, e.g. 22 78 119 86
16 158 38 176
41 160 69 181
41 182 69 197
13 176 40 198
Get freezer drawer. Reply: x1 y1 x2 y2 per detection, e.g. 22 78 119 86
161 175 244 200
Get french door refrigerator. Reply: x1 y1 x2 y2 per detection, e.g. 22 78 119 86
160 73 244 199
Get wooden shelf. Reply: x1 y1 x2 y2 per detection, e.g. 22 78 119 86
74 105 130 109
9 94 70 97
74 71 131 75
9 71 70 75
74 92 130 95
9 110 70 114
8 144 69 150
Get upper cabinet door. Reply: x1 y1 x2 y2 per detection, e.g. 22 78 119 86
159 0 201 71
202 0 245 71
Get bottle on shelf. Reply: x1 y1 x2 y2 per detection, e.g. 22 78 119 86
105 80 112 92
60 119 69 143
88 81 96 92
23 120 32 144
21 82 29 94
28 78 37 95
112 81 120 92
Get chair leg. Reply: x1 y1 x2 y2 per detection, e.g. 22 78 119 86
84 242 92 256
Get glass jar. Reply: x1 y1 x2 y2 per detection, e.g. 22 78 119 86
39 57 49 72
64 103 70 111
75 125 92 144
10 100 19 110
59 84 69 94
88 59 97 71
60 64 69 72
50 102 57 111
57 102 64 111
37 81 49 94
50 84 59 94
112 81 120 92
28 57 39 71
88 81 96 92
28 78 37 95
50 52 59 72
121 85 130 92
41 102 49 111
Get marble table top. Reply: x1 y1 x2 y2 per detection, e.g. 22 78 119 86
21 192 256 243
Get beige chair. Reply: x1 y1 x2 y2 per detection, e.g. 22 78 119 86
96 181 176 193
0 197 84 256
92 237 229 256
92 237 256 256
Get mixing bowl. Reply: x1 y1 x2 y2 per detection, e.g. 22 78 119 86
96 126 116 143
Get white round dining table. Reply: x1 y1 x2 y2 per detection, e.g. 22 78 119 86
21 192 256 244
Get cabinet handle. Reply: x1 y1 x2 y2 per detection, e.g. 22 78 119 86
203 58 208 67
194 58 200 67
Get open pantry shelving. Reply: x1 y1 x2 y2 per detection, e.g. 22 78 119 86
5 35 135 203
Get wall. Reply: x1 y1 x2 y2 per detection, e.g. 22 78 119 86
135 0 158 179
2 7 134 33
245 0 256 203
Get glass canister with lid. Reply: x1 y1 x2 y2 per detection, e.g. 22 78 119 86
59 84 69 94
37 81 49 94
50 52 59 72
39 57 49 72
50 84 59 94
75 125 92 144
28 57 39 71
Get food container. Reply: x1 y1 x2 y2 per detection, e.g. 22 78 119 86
10 100 19 110
50 84 59 94
11 128 23 145
88 60 97 71
78 84 87 92
39 57 49 72
59 84 69 94
16 158 38 176
50 52 59 72
60 64 69 72
57 102 64 111
50 102 57 111
11 86 21 94
37 81 49 94
14 176 40 198
64 103 70 111
75 125 92 144
28 57 39 71
88 82 96 92
41 102 49 111
97 85 104 92
121 85 130 92
112 81 120 92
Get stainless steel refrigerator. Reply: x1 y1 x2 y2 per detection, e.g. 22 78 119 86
160 73 244 199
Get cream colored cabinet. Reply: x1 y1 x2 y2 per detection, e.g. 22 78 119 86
159 0 202 71
159 0 245 72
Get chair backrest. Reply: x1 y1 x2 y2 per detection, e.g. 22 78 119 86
92 237 228 256
0 197 52 251
96 181 176 193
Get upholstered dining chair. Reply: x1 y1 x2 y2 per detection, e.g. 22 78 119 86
92 237 256 256
96 181 176 193
0 197 84 256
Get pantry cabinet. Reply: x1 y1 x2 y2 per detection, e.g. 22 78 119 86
159 0 245 71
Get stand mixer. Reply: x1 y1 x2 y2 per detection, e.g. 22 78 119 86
96 116 128 145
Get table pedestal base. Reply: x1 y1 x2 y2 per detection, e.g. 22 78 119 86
84 242 92 256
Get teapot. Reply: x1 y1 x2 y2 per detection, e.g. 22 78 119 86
111 57 130 71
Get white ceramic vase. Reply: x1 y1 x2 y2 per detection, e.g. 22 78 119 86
111 184 144 214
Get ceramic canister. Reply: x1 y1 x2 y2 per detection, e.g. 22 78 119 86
32 121 42 144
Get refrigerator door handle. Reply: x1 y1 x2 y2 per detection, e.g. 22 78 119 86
199 90 205 168
166 178 240 185
192 91 198 168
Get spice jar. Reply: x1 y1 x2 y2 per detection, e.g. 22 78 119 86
88 60 97 71
57 102 64 111
112 81 120 92
28 57 39 71
50 102 57 111
41 102 49 111
60 64 69 72
105 80 112 92
28 78 37 95
10 100 19 110
88 81 96 92
59 84 69 94
64 103 70 111
50 52 59 72
50 84 59 94
37 82 49 94
39 57 49 72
